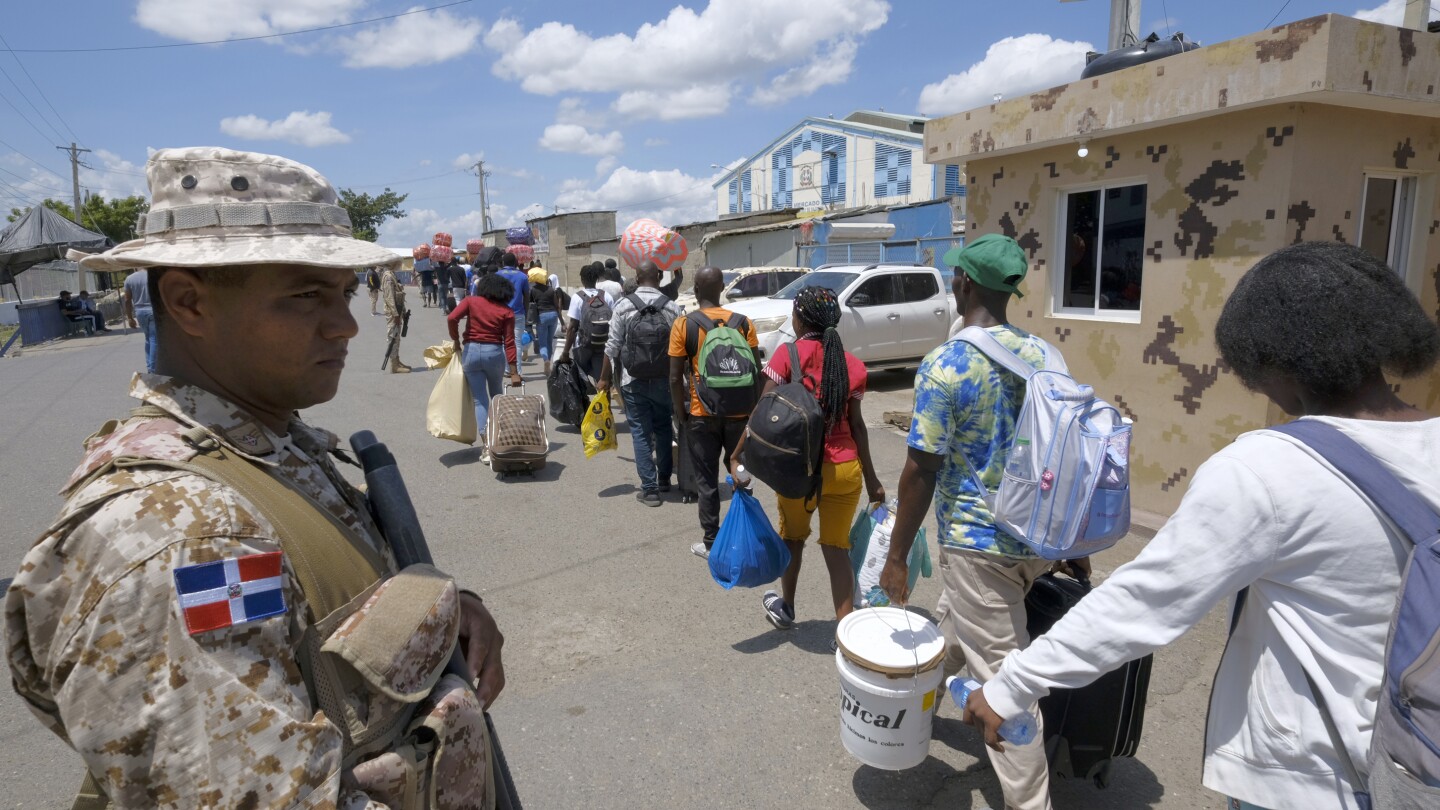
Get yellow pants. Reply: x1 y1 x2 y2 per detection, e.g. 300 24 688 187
776 459 863 548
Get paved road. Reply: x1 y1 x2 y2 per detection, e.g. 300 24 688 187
0 298 1228 809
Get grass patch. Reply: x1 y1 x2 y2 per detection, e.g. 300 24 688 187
0 324 16 346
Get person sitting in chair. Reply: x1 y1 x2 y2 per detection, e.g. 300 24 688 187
58 290 103 335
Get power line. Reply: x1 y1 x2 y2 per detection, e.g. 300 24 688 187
1263 1 1295 29
0 32 81 144
0 164 69 195
0 61 66 144
4 0 475 54
0 136 67 179
348 167 468 189
0 85 60 145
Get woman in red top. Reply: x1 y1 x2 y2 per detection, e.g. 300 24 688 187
732 286 885 632
448 273 523 463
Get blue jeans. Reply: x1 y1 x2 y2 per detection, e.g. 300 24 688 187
461 342 506 438
621 378 674 493
135 307 156 373
535 311 559 362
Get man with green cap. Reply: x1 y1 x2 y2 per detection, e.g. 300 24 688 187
876 233 1078 810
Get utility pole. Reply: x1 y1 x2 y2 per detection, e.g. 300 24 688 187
56 142 91 225
470 160 493 232
1060 0 1140 51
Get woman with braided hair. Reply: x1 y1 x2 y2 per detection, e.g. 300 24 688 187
731 286 885 633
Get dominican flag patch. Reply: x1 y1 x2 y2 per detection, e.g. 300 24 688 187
173 551 287 635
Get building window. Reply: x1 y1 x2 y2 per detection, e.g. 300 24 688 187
1058 183 1147 317
728 178 739 215
1358 174 1416 276
740 170 753 213
875 144 912 199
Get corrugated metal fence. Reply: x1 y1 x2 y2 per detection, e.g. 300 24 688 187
799 235 962 279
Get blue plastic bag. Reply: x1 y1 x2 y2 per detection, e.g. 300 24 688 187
709 487 791 589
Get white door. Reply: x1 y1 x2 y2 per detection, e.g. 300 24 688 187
841 274 903 362
897 272 949 358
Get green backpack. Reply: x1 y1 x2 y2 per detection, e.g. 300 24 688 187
684 310 759 417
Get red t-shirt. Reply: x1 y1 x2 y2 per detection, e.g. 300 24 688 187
763 337 867 464
447 296 517 364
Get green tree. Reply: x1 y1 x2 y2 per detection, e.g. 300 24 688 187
337 188 408 242
7 195 149 243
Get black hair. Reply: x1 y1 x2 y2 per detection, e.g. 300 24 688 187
604 258 618 269
792 286 850 431
605 265 622 283
1216 241 1439 402
475 272 514 305
502 252 518 268
580 262 602 288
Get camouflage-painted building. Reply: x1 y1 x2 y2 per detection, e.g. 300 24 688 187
925 14 1440 516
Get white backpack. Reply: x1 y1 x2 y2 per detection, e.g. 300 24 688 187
954 326 1132 560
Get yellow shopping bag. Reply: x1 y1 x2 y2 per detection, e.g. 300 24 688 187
425 343 477 445
581 390 618 458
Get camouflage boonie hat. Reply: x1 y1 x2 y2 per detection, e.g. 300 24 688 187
76 147 399 271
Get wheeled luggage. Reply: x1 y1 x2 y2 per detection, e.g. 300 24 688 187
673 421 698 504
1025 572 1152 789
487 383 549 474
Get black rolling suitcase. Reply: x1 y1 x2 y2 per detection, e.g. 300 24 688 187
1025 572 1152 789
673 421 698 504
487 383 549 475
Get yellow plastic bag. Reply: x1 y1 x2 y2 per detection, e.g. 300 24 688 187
581 390 617 458
425 343 477 445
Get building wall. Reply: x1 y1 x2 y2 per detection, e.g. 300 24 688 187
527 211 617 289
964 103 1440 515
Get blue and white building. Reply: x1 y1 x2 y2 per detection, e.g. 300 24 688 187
711 110 966 219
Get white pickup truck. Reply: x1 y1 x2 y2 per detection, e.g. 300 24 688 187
724 263 956 369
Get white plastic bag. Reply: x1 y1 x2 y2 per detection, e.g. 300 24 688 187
425 344 476 445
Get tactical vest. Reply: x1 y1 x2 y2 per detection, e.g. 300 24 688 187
68 408 494 810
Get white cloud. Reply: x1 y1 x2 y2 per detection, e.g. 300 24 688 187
452 152 483 169
595 155 619 176
486 0 890 117
611 85 733 121
1352 0 1432 24
643 138 668 148
1 149 148 223
135 0 361 41
556 97 608 128
336 7 483 68
751 40 858 106
220 110 351 146
419 159 431 166
538 124 624 156
80 150 150 201
554 164 730 229
918 34 1094 117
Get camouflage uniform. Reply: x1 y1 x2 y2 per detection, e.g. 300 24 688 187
5 373 490 809
382 269 408 371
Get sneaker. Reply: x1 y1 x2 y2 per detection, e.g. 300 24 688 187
689 541 711 559
480 448 490 466
762 590 794 630
658 477 672 493
636 490 662 508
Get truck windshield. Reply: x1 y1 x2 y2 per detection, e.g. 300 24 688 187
722 272 739 286
773 271 859 300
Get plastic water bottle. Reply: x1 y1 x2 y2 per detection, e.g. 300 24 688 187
733 464 752 488
861 586 890 607
945 676 1038 745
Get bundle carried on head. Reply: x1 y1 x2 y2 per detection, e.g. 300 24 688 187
466 238 484 257
506 244 535 265
432 244 454 263
433 232 453 248
412 244 430 260
793 286 849 431
505 226 534 246
619 218 687 271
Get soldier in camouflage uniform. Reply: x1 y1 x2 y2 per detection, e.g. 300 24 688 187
382 264 412 373
5 147 503 809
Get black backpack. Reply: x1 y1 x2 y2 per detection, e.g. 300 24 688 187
620 294 673 380
744 342 825 500
578 291 612 350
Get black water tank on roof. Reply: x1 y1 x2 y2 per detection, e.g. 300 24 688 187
1081 33 1201 80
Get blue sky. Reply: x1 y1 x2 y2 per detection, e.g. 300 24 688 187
0 0 1425 246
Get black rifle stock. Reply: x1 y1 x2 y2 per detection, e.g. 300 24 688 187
348 430 521 810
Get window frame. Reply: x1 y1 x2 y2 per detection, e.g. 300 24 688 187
898 271 939 303
1050 176 1149 324
846 274 900 308
1357 170 1426 290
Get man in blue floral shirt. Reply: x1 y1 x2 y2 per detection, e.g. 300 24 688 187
881 234 1079 810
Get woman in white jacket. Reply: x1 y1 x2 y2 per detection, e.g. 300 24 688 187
964 242 1440 809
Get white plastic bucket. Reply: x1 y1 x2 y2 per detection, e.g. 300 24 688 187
835 607 946 770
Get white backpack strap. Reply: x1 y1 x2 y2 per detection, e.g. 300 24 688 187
955 326 1041 379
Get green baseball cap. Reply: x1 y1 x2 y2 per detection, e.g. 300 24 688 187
942 233 1028 298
